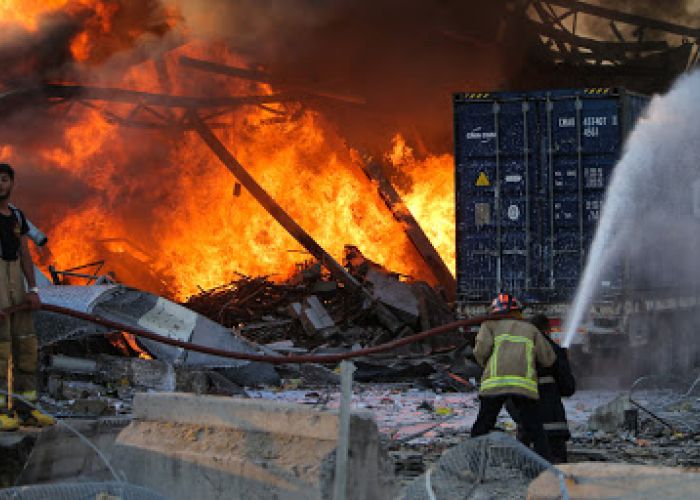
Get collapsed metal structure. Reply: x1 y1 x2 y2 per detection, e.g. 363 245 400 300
0 56 459 301
521 0 700 92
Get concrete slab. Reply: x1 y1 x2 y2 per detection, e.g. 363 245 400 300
365 268 419 322
111 392 397 500
528 462 700 499
588 394 633 433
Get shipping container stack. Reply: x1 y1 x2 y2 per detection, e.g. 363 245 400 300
454 88 649 306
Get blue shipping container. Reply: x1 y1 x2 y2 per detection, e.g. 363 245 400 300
454 88 649 304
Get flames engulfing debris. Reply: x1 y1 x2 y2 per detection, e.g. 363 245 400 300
1 0 694 300
184 249 454 350
2 47 455 298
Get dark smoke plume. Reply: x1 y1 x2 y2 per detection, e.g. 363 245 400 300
0 0 174 90
171 0 700 153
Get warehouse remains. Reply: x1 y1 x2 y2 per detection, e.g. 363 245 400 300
1 0 700 498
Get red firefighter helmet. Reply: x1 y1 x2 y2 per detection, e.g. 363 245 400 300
490 293 523 313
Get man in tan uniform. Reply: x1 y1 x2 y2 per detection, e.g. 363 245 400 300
471 293 556 461
0 163 49 430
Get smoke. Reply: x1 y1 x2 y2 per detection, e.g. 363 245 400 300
0 11 81 88
564 68 700 349
166 0 523 153
591 0 700 27
0 0 175 89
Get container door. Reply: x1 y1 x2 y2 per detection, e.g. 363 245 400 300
498 100 539 298
455 96 538 301
455 99 498 301
543 92 623 298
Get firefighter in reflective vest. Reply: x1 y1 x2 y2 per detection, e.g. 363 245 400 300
471 294 556 461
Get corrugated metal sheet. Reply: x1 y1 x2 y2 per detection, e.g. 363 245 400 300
454 88 649 304
36 285 275 375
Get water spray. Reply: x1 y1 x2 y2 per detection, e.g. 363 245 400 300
564 69 700 347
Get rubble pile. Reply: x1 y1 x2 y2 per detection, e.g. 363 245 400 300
183 246 455 352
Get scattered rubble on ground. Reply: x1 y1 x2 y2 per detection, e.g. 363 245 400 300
5 257 700 497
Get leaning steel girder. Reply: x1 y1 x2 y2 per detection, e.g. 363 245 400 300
0 82 378 298
0 83 302 129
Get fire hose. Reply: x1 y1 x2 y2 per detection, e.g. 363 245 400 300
1 302 506 365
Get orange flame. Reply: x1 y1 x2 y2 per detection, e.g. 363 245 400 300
389 135 456 276
107 331 152 359
3 3 457 301
0 1 67 30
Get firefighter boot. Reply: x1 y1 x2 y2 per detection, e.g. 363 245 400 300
19 407 55 427
0 411 19 431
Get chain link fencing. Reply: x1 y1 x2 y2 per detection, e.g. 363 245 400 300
398 432 568 499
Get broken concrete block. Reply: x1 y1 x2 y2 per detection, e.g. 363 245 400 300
303 296 335 328
175 368 249 397
71 399 109 416
60 381 106 400
175 369 210 395
111 393 397 500
96 355 175 392
529 462 700 499
588 395 634 433
218 361 281 387
298 364 341 386
293 295 336 336
365 268 419 322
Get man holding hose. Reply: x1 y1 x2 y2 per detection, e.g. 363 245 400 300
0 163 52 430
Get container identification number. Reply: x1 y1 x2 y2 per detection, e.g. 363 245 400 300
559 115 611 138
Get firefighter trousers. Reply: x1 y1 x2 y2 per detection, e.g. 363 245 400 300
0 259 37 406
471 394 553 462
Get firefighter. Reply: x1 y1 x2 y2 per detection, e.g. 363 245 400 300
471 293 556 460
0 163 52 430
518 314 576 463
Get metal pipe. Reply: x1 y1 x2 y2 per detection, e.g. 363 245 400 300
3 302 508 364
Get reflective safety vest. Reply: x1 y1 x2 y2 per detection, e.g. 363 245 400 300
480 333 539 397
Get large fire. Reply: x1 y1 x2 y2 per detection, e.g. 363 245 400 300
1 1 455 300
